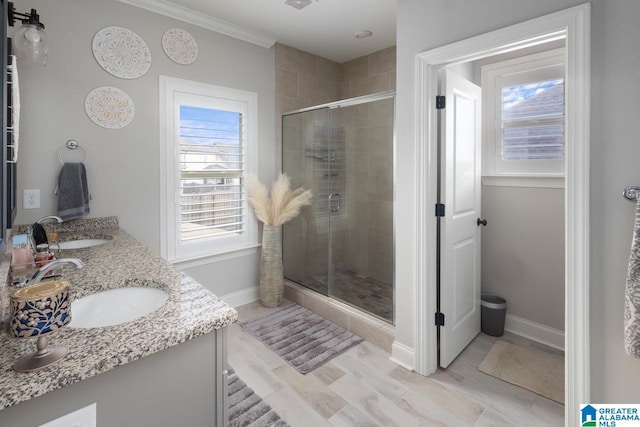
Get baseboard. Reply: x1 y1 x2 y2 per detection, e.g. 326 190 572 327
504 314 565 351
220 287 259 308
390 340 415 371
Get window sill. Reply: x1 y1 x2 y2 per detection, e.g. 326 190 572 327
171 243 261 270
482 175 564 189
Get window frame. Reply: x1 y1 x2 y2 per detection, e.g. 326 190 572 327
481 48 566 178
159 76 258 263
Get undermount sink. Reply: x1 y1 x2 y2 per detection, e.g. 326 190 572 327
69 287 169 328
58 238 110 250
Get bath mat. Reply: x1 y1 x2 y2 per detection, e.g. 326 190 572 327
239 303 363 374
478 340 564 404
228 368 289 427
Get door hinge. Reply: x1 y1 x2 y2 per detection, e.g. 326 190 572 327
435 203 445 217
435 312 445 326
436 95 446 109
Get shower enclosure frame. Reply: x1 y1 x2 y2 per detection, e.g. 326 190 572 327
281 90 396 324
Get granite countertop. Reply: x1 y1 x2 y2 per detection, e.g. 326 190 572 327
0 217 238 411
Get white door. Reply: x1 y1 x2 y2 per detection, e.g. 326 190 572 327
439 69 483 368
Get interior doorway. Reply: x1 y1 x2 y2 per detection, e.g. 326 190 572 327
438 41 567 368
411 4 590 425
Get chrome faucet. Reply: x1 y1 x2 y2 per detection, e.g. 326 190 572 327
19 258 85 288
36 215 64 224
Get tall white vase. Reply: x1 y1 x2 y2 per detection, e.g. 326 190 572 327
259 224 284 308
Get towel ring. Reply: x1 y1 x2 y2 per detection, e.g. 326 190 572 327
57 140 88 165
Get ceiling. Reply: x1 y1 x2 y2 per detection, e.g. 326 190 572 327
118 0 396 64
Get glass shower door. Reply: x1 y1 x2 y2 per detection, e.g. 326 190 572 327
327 98 395 322
282 94 395 324
282 107 331 296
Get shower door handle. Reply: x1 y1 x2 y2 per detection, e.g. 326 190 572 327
329 193 341 213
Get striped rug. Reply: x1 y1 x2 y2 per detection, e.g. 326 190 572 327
239 303 363 374
228 369 289 427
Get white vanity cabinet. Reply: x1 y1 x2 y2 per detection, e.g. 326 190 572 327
0 328 229 426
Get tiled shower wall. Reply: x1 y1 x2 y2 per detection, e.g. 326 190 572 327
275 43 341 173
339 46 396 99
275 43 396 171
277 43 396 288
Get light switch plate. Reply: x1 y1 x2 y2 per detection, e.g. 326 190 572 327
39 403 96 427
23 189 40 209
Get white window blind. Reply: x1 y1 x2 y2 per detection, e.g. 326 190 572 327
501 79 564 161
179 106 244 241
160 76 258 262
482 48 565 177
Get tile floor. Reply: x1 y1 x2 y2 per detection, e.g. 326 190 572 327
298 269 394 322
228 300 564 427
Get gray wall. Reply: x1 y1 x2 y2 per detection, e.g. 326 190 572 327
397 0 640 403
12 0 275 297
481 185 565 330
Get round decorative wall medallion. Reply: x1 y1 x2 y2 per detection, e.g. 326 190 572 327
162 28 198 65
85 87 135 129
92 26 152 79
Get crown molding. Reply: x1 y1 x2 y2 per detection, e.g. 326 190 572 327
114 0 276 48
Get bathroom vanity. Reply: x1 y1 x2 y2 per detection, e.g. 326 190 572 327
0 217 237 426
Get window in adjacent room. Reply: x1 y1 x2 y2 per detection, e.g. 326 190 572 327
160 76 258 262
482 48 565 177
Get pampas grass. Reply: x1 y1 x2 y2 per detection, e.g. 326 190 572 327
246 174 312 226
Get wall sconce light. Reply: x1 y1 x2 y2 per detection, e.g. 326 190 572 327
8 1 47 65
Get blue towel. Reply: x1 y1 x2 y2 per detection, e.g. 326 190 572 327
56 162 90 220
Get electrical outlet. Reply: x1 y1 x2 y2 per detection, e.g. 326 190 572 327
23 189 40 209
39 403 96 427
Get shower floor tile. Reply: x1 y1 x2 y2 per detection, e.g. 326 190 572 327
297 269 393 323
